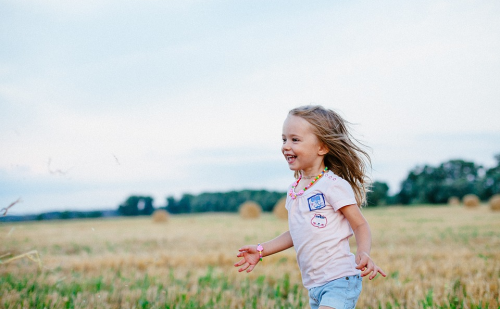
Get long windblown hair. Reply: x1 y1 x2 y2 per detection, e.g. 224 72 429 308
289 105 371 207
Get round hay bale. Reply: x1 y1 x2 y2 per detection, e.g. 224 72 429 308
152 209 169 223
489 194 500 211
239 201 262 219
448 196 460 206
273 197 287 220
462 194 480 208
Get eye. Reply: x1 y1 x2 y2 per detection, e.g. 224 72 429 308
282 138 286 144
292 138 299 142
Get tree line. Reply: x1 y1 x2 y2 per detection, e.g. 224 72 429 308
369 155 500 206
396 155 500 205
116 154 500 215
118 190 286 216
4 155 497 222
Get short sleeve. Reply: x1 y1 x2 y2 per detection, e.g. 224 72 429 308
324 176 357 211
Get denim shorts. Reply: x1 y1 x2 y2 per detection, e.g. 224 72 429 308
308 275 362 309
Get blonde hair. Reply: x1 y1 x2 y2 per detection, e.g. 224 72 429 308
289 105 371 207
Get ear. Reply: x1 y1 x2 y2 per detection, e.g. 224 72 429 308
318 142 328 156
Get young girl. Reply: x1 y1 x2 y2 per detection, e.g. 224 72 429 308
234 105 386 309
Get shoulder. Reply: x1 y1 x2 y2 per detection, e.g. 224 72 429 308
320 172 356 209
323 171 353 191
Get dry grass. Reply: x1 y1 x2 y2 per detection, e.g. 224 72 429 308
1 206 499 308
239 201 262 219
0 250 42 270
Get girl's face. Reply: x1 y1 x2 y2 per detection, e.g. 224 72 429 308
281 115 327 174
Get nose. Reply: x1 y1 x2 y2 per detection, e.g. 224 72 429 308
282 139 291 151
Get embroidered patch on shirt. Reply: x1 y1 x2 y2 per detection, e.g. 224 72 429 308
311 213 327 228
307 193 326 211
326 175 337 181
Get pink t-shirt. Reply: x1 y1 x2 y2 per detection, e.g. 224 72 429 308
285 170 360 289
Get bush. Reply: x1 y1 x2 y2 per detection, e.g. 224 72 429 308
152 209 169 223
239 201 262 219
463 194 480 208
489 194 500 211
273 197 288 220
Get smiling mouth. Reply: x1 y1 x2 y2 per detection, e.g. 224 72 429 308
286 155 297 163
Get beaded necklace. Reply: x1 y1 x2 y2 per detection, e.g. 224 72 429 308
289 166 328 199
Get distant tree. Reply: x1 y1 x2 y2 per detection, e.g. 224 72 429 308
398 159 482 204
118 196 155 216
367 181 389 206
119 196 140 216
166 196 179 214
479 154 500 199
60 211 71 220
165 190 286 214
140 197 154 215
87 211 103 218
166 194 193 214
178 194 193 213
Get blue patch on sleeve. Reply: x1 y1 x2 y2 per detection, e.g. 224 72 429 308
307 193 326 211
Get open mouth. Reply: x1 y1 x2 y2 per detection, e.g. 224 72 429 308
285 155 297 163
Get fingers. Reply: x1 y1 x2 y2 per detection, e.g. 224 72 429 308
238 245 253 253
246 264 255 273
356 255 385 280
236 262 256 273
356 262 367 270
361 262 387 280
355 255 368 270
234 258 245 268
368 266 385 280
376 267 387 278
234 250 258 273
368 268 377 280
239 263 248 272
234 259 249 272
360 264 373 278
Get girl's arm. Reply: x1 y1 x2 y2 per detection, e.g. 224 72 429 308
234 230 293 273
340 204 386 280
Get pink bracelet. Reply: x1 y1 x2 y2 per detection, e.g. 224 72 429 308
257 243 263 261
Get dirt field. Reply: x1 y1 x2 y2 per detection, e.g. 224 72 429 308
1 205 499 308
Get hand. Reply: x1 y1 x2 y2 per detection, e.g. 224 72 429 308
355 252 386 280
234 245 261 273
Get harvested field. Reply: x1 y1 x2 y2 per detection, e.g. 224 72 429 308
1 205 499 308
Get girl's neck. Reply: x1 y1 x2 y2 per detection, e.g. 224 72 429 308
300 164 326 179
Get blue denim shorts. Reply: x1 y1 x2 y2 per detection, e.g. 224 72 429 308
308 275 362 309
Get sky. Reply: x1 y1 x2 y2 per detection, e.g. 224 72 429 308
1 0 499 215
